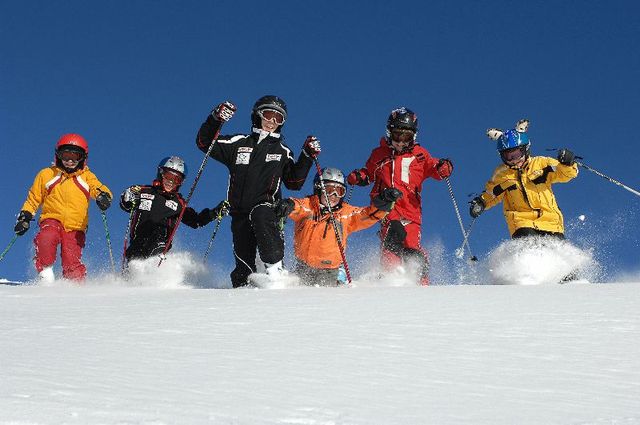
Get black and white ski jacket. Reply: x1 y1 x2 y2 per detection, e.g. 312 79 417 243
196 115 313 214
120 182 213 260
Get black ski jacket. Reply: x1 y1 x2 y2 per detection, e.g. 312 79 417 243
120 182 213 260
196 115 313 214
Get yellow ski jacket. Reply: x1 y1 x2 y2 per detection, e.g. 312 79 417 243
21 165 112 232
479 156 578 236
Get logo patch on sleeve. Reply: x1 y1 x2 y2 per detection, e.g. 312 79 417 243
165 200 178 211
265 154 282 162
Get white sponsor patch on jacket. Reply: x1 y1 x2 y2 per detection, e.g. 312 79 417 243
141 193 155 200
139 199 153 211
265 154 282 162
238 147 253 153
165 200 178 211
236 152 251 165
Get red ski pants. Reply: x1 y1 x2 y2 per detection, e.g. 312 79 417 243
380 220 430 286
34 219 86 281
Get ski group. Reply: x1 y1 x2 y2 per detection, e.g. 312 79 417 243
7 94 624 287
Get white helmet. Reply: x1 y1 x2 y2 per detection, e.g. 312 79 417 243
157 156 188 179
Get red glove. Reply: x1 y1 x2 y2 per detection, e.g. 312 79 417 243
302 136 321 158
436 158 453 178
347 169 369 186
212 101 237 122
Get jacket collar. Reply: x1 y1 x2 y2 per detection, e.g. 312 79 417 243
252 127 281 143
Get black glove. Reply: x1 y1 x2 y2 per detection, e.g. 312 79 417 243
373 188 403 212
212 101 237 122
347 169 370 187
557 148 575 166
14 210 33 236
96 192 112 211
274 198 295 218
209 200 230 220
302 136 321 159
436 158 453 178
469 196 485 218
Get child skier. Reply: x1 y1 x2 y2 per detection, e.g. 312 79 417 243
469 119 578 239
120 156 226 262
196 96 320 287
347 107 453 285
275 167 402 286
13 134 112 282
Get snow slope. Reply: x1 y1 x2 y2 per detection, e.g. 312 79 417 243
2 276 639 425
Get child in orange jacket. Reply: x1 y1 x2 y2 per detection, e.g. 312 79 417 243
14 134 112 282
274 167 402 286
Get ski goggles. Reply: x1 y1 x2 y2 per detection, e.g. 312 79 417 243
160 168 184 186
56 149 84 162
257 108 285 125
321 182 346 198
500 146 526 165
390 129 415 144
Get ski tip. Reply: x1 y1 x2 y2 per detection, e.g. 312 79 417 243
0 280 25 286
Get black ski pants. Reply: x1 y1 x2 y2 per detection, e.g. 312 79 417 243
511 227 565 240
230 204 284 287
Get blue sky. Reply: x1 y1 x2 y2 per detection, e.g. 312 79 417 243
1 1 638 282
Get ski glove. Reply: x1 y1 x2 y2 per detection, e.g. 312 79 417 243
373 188 403 212
123 185 141 204
469 196 485 218
347 169 370 186
557 148 575 166
14 210 33 236
436 158 453 178
302 136 321 158
274 198 295 219
96 192 112 211
209 200 230 220
212 101 237 122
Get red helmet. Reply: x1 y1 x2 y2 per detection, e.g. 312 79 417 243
56 133 89 155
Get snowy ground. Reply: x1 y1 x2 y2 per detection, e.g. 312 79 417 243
1 239 639 424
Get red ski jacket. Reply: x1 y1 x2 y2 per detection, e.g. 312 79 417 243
362 138 442 224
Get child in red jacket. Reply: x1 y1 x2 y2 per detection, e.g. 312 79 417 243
347 107 453 285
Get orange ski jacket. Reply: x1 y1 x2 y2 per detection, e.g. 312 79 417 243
288 195 387 269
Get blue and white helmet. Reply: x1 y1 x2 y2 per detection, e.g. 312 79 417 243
496 129 530 151
487 119 531 166
157 156 188 180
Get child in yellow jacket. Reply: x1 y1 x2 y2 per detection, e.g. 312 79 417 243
274 167 402 286
469 120 578 238
14 134 112 282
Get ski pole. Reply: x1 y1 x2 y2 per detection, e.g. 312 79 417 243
345 185 354 203
314 158 353 285
203 200 229 262
0 234 18 262
121 204 136 272
159 121 226 266
444 177 477 261
100 210 116 273
576 161 640 198
455 218 478 262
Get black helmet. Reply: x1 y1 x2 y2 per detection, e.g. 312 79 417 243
251 95 288 131
387 107 418 133
386 107 418 150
